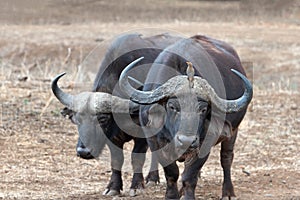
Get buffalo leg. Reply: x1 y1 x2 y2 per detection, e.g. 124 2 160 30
220 129 238 199
145 153 160 186
103 142 124 196
181 155 209 200
163 162 180 200
129 138 147 196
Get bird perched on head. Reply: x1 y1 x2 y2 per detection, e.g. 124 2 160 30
186 61 194 88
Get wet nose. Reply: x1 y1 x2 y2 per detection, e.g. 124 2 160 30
176 135 197 147
76 146 94 159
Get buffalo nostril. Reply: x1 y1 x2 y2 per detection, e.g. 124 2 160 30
76 146 93 159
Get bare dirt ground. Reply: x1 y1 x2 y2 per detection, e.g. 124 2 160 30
0 0 299 199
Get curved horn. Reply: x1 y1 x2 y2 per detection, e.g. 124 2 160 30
119 57 203 105
119 57 165 104
52 73 139 114
120 57 195 104
212 69 252 112
119 59 252 112
51 72 75 108
192 69 252 113
85 93 139 114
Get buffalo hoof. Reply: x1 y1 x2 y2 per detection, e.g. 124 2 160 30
146 170 160 184
221 197 237 200
129 188 143 197
145 180 157 188
102 188 120 196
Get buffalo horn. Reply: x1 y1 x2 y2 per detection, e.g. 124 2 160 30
51 73 139 114
119 58 252 113
51 72 74 108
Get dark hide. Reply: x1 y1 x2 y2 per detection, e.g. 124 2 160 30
140 35 250 199
63 33 181 195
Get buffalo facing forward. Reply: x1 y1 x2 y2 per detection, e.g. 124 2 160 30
119 35 253 199
51 33 181 196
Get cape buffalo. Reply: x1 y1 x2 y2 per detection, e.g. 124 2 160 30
51 33 181 196
119 35 253 199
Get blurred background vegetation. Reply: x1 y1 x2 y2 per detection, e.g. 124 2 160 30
0 0 299 25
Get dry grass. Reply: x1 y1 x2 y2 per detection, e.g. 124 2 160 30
1 0 299 25
0 1 300 199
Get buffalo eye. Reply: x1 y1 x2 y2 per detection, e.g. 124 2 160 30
167 102 179 112
97 114 111 124
196 105 208 114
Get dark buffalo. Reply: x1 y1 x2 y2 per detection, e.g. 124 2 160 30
51 33 181 196
119 35 253 199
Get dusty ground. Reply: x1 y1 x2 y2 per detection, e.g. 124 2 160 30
0 0 299 199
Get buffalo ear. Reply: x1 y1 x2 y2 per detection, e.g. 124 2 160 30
61 107 74 119
206 114 233 142
147 104 166 129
